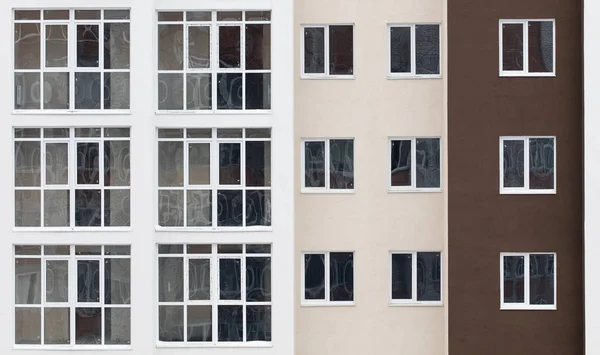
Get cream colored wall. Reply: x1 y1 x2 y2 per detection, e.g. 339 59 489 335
294 0 447 354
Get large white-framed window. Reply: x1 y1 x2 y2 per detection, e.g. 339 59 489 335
500 136 556 194
501 252 556 310
301 252 354 306
499 19 555 77
14 245 131 348
389 137 441 191
301 24 354 78
14 127 131 229
301 138 354 192
13 9 131 112
157 10 271 112
390 252 442 306
157 243 271 345
157 128 271 229
388 24 441 78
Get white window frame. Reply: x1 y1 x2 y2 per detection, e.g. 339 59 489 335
13 127 131 231
389 251 443 306
156 10 272 113
13 244 131 350
388 137 442 193
500 252 557 310
300 24 355 79
300 251 355 307
498 19 556 77
13 9 131 114
499 136 556 195
387 23 442 79
300 138 355 193
156 243 272 347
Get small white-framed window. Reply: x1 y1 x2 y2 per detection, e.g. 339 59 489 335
14 245 131 348
13 9 131 112
14 127 131 229
388 24 440 77
390 252 441 305
499 19 555 76
301 138 354 192
501 252 556 310
301 24 354 78
157 10 271 112
389 137 441 191
157 243 271 344
500 136 556 194
301 252 354 306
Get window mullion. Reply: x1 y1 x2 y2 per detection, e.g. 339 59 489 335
524 138 530 190
325 253 330 302
211 19 217 112
412 252 418 301
40 141 46 227
241 139 246 226
211 130 218 228
40 255 46 344
324 26 330 76
241 252 247 342
325 140 331 190
69 130 76 229
69 11 75 111
411 25 417 76
523 22 529 73
183 136 189 227
99 139 105 227
524 254 530 306
211 245 218 344
241 23 246 110
183 252 189 343
100 253 105 345
40 24 46 109
69 246 76 345
411 138 417 188
183 23 188 110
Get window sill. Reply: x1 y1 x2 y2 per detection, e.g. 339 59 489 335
387 74 442 80
300 75 355 80
301 189 355 194
155 110 271 115
389 301 443 307
300 301 355 307
499 72 556 78
388 188 442 193
155 226 273 232
13 110 131 115
156 342 272 348
13 227 131 232
500 189 556 195
500 305 556 311
13 345 132 351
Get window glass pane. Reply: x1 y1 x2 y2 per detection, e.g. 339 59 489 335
158 25 183 70
15 307 41 344
44 128 69 138
187 244 211 254
304 27 325 74
43 10 69 20
329 25 353 75
304 254 325 300
217 128 242 138
43 72 69 109
158 12 183 22
502 23 524 71
246 190 271 226
44 308 69 344
77 143 100 185
74 72 101 109
15 10 40 20
390 27 411 73
416 252 441 301
75 308 101 344
219 26 241 68
15 73 41 109
75 189 101 226
46 25 68 68
15 141 41 187
416 138 441 188
246 244 271 254
330 252 353 302
104 128 130 138
158 141 183 186
105 189 130 226
76 245 101 255
75 10 100 20
77 25 99 67
529 138 554 189
503 139 525 188
159 257 183 302
330 139 354 189
391 254 412 299
105 141 130 186
46 143 68 185
247 257 271 301
77 260 100 302
216 73 242 109
304 141 325 188
186 11 211 21
187 74 212 110
246 128 271 139
217 190 243 226
15 23 40 69
246 24 270 69
158 129 183 139
246 141 270 186
503 255 525 303
217 11 242 21
246 306 271 341
245 73 271 109
218 244 243 253
188 26 210 69
415 25 440 75
15 128 41 139
44 190 69 227
15 258 41 304
246 11 271 21
189 143 210 185
189 259 210 300
75 128 101 138
391 140 411 187
16 245 41 255
104 23 130 69
158 73 184 110
219 143 241 185
217 306 243 342
45 245 70 255
187 306 212 342
105 308 130 344
104 10 130 20
104 72 130 110
158 190 184 227
15 190 41 227
159 306 183 341
528 21 553 73
187 190 211 227
104 245 130 255
159 245 183 254
219 259 241 300
529 254 554 305
105 258 131 304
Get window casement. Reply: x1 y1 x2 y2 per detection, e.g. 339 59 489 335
13 9 131 112
157 244 271 344
157 128 271 229
388 24 440 77
390 252 441 305
14 128 131 229
157 10 271 112
301 24 354 78
301 138 354 192
301 252 354 306
500 136 556 194
501 252 556 310
14 245 131 348
389 137 441 191
499 19 555 76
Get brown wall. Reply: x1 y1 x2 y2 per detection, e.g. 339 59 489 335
447 0 583 354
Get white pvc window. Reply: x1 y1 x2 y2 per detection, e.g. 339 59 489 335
301 138 354 192
500 136 556 194
499 19 555 76
301 24 354 77
14 245 131 348
389 137 441 191
389 24 441 77
13 9 131 111
501 252 556 310
390 252 442 305
301 252 354 305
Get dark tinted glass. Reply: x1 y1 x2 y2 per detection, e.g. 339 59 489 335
502 23 523 71
415 25 440 74
390 27 411 73
529 254 554 305
391 254 412 299
329 139 354 189
329 252 353 301
529 138 554 190
528 21 553 73
304 254 325 300
304 27 325 74
503 140 525 188
415 138 441 188
329 26 353 75
503 255 525 303
391 140 411 186
416 252 441 301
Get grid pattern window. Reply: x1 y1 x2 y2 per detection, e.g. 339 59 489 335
390 137 441 191
157 128 271 229
14 245 131 347
302 139 354 191
501 253 556 310
389 24 440 76
157 11 271 112
14 9 131 111
14 128 131 229
500 136 555 194
158 244 271 344
302 252 354 305
500 19 555 76
302 25 353 77
390 252 441 304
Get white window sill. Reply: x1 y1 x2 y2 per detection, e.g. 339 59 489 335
156 342 272 348
300 75 355 80
155 110 271 115
388 188 442 193
13 227 131 232
499 72 556 78
301 189 355 194
155 226 272 232
300 301 355 307
387 74 442 80
13 345 132 351
500 305 556 311
13 110 131 115
389 301 443 307
500 189 556 195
